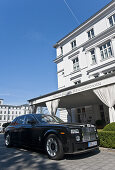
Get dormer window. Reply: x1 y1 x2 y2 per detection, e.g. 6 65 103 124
71 40 76 49
73 57 79 71
87 28 94 39
109 14 115 27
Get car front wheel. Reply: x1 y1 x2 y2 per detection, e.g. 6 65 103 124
46 134 64 160
5 133 12 147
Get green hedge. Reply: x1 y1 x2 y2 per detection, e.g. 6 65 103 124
98 130 115 149
103 122 115 131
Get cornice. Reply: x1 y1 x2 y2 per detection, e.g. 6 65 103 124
57 69 64 74
84 25 115 50
70 74 82 81
54 55 63 63
87 59 115 74
68 51 80 59
54 25 115 63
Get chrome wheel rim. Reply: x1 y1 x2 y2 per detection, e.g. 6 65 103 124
46 138 58 157
5 135 10 146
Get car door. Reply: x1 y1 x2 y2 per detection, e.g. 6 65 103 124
21 115 41 147
11 115 25 145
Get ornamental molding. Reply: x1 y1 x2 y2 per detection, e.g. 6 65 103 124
70 74 82 81
54 26 115 63
87 59 115 74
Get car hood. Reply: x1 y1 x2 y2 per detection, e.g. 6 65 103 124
40 122 89 128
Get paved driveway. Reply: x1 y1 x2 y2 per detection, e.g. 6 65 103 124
0 133 115 170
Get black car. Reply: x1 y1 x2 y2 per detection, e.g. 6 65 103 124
4 114 99 160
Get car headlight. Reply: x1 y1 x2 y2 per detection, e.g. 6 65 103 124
76 136 80 141
71 129 79 134
96 133 98 138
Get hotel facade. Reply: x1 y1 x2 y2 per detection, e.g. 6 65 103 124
0 99 30 129
29 0 115 125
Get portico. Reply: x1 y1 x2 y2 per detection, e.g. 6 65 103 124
28 72 115 124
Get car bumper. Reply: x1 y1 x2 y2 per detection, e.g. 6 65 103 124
64 139 99 154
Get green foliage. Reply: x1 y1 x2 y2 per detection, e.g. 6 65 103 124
103 122 115 131
98 130 115 149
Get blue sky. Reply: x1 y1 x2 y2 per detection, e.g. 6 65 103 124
0 0 112 105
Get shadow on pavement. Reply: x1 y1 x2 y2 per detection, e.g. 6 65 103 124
0 133 100 170
65 149 100 160
0 134 62 170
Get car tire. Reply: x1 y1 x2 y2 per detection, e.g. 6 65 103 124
46 134 64 160
5 133 12 147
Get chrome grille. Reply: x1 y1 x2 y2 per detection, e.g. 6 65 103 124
82 127 96 142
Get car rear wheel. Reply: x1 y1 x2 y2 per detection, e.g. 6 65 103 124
5 133 12 147
46 134 64 160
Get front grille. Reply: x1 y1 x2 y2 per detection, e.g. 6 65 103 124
82 127 96 142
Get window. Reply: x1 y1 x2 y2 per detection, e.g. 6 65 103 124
77 108 81 113
0 115 2 120
100 105 104 111
25 115 36 124
82 108 85 113
74 80 81 85
17 116 25 125
90 49 96 64
8 115 10 120
4 111 6 114
73 57 79 71
60 46 63 55
109 14 115 27
100 41 113 60
35 114 64 124
10 117 18 125
4 115 6 120
87 28 94 39
71 40 76 49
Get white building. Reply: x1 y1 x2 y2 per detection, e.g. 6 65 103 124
53 0 115 123
0 99 30 128
28 0 115 125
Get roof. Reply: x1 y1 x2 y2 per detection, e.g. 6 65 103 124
53 0 115 48
0 104 29 108
28 72 115 103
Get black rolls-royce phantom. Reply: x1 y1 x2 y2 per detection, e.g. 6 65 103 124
4 114 99 160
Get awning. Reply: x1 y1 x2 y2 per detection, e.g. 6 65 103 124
28 72 115 122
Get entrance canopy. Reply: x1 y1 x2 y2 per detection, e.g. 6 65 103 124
28 72 115 122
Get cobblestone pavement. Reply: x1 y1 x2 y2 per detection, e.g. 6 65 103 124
0 133 115 170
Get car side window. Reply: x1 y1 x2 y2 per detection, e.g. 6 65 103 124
16 116 25 125
25 115 36 125
10 117 18 126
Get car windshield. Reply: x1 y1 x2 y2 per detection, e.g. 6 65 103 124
35 114 64 124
